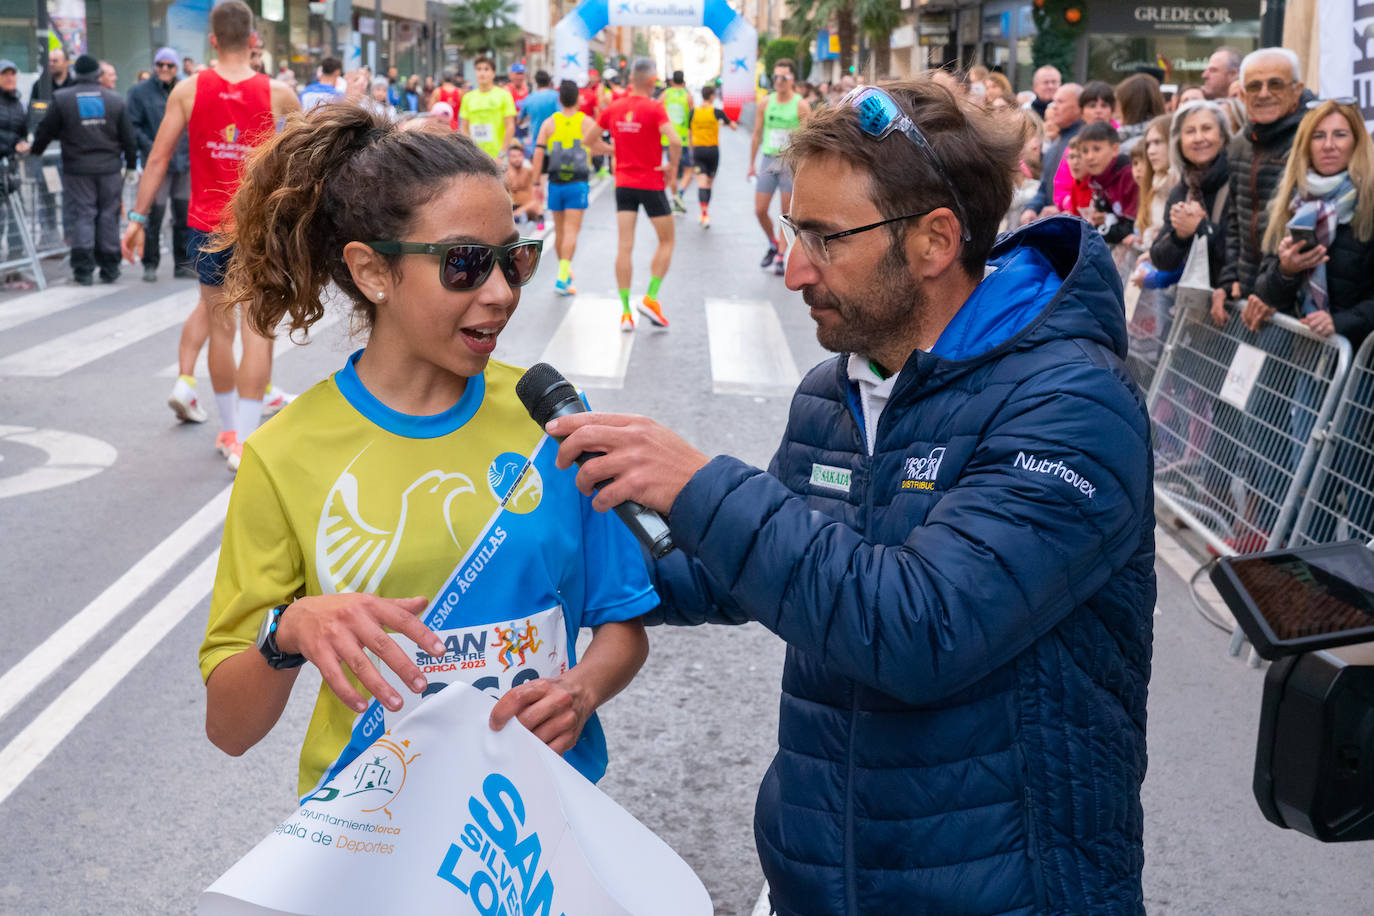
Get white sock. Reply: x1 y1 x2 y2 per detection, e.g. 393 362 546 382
237 398 264 439
214 392 237 434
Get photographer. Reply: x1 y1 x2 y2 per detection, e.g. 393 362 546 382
0 59 29 264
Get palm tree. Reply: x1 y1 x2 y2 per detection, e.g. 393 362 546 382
449 0 523 58
786 0 858 75
857 0 902 79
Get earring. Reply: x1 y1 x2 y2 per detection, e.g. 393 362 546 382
375 291 385 301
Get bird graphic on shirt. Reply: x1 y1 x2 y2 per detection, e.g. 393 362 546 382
316 446 476 594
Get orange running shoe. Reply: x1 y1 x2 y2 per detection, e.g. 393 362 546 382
214 430 238 458
637 296 669 328
619 312 635 333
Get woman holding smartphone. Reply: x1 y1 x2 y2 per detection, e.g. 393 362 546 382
198 103 655 801
1252 100 1374 345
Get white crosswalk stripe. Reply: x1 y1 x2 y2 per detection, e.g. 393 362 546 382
0 288 194 377
538 295 637 390
155 309 344 378
0 283 112 335
705 298 803 396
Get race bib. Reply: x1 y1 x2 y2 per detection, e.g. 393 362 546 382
472 123 494 143
372 605 568 714
768 128 791 151
667 103 687 125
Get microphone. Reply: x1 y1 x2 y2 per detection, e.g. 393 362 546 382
516 363 676 559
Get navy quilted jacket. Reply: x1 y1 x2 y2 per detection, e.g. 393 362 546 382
650 217 1155 915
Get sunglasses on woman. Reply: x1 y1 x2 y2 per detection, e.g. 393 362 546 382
366 239 544 291
839 86 972 242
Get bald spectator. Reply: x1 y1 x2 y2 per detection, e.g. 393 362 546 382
1029 65 1061 119
1202 46 1242 101
1021 82 1082 224
1214 48 1314 324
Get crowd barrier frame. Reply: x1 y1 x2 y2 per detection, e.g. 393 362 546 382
0 151 69 289
1143 300 1352 559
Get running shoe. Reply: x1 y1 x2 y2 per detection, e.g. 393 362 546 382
226 439 244 472
536 217 545 232
554 278 577 297
700 212 710 228
637 296 670 328
670 195 686 215
759 245 778 268
168 376 208 424
214 430 238 459
620 312 635 333
596 166 611 180
262 385 296 418
774 255 786 276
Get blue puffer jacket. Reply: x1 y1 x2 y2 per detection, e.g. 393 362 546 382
651 217 1155 915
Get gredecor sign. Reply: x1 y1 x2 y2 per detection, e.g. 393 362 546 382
1089 0 1260 32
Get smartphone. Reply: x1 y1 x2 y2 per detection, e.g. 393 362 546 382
1289 226 1319 250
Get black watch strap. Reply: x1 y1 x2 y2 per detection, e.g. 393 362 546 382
257 603 306 670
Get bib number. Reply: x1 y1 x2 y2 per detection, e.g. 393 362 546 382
768 128 791 151
472 123 495 143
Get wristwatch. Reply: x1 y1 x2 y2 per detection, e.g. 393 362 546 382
256 603 306 669
127 210 147 225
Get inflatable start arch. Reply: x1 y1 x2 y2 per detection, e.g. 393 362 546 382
553 0 757 120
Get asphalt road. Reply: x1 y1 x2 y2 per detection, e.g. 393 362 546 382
1 125 1370 915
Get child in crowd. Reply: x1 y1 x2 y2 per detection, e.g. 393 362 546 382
1078 121 1138 244
1056 137 1094 217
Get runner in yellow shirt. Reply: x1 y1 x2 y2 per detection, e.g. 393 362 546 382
459 56 517 159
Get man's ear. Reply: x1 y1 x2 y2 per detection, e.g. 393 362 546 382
906 209 962 280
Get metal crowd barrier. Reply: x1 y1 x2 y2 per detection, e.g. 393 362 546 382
1286 332 1374 547
1125 285 1175 396
1146 301 1351 558
0 150 69 289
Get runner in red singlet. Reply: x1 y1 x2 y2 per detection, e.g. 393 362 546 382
122 0 300 471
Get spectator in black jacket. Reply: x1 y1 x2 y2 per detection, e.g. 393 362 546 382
127 47 193 281
1253 100 1374 346
30 54 137 285
1214 47 1315 324
0 59 30 264
1151 101 1232 287
26 46 74 133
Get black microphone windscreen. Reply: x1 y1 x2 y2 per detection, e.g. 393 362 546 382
516 362 581 427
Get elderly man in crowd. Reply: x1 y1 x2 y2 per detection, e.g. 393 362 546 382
1028 64 1060 119
1021 82 1082 224
1212 48 1315 328
1202 47 1242 100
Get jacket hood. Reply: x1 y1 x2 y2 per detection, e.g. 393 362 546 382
923 216 1126 369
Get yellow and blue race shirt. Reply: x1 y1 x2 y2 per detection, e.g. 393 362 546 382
200 352 657 799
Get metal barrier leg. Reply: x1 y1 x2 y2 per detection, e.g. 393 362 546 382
6 192 46 291
1228 627 1246 657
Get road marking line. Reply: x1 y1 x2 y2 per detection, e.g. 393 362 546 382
0 283 109 334
705 299 802 396
0 288 193 376
750 883 770 916
0 548 219 807
155 309 343 378
0 485 231 727
538 295 635 389
0 426 118 500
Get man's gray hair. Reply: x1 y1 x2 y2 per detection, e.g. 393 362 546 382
1213 45 1243 74
1239 47 1300 84
631 57 655 83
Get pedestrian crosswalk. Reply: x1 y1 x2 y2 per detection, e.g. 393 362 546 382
0 281 823 396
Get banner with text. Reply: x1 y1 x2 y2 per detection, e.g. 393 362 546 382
200 683 713 916
1318 0 1374 133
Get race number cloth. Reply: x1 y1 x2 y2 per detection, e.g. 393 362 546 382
199 683 713 916
460 87 518 159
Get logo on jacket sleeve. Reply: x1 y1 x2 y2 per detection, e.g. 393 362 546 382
901 447 945 490
810 463 851 494
1013 451 1096 498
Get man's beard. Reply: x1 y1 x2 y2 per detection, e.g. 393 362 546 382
804 240 927 363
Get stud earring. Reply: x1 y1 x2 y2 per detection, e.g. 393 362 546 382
376 291 385 301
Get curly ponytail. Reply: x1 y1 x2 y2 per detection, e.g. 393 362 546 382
215 103 501 339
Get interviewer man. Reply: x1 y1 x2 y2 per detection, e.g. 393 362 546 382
547 81 1156 915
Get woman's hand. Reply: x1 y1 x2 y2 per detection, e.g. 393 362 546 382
275 593 443 713
1241 293 1276 332
1170 200 1205 239
1302 309 1336 338
1211 287 1230 327
1277 235 1328 277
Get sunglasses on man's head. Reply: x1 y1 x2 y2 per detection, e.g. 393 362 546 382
366 239 543 291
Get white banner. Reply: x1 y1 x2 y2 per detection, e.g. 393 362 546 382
607 0 704 26
719 18 758 122
1317 0 1374 132
200 683 712 916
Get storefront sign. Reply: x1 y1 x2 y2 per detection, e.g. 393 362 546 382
1089 0 1260 33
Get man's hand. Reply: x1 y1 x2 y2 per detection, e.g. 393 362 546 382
746 164 757 181
274 593 443 714
1241 293 1276 332
121 222 144 263
15 140 28 153
546 412 709 515
488 675 590 754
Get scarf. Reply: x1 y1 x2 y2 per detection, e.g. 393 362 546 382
1287 170 1358 314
